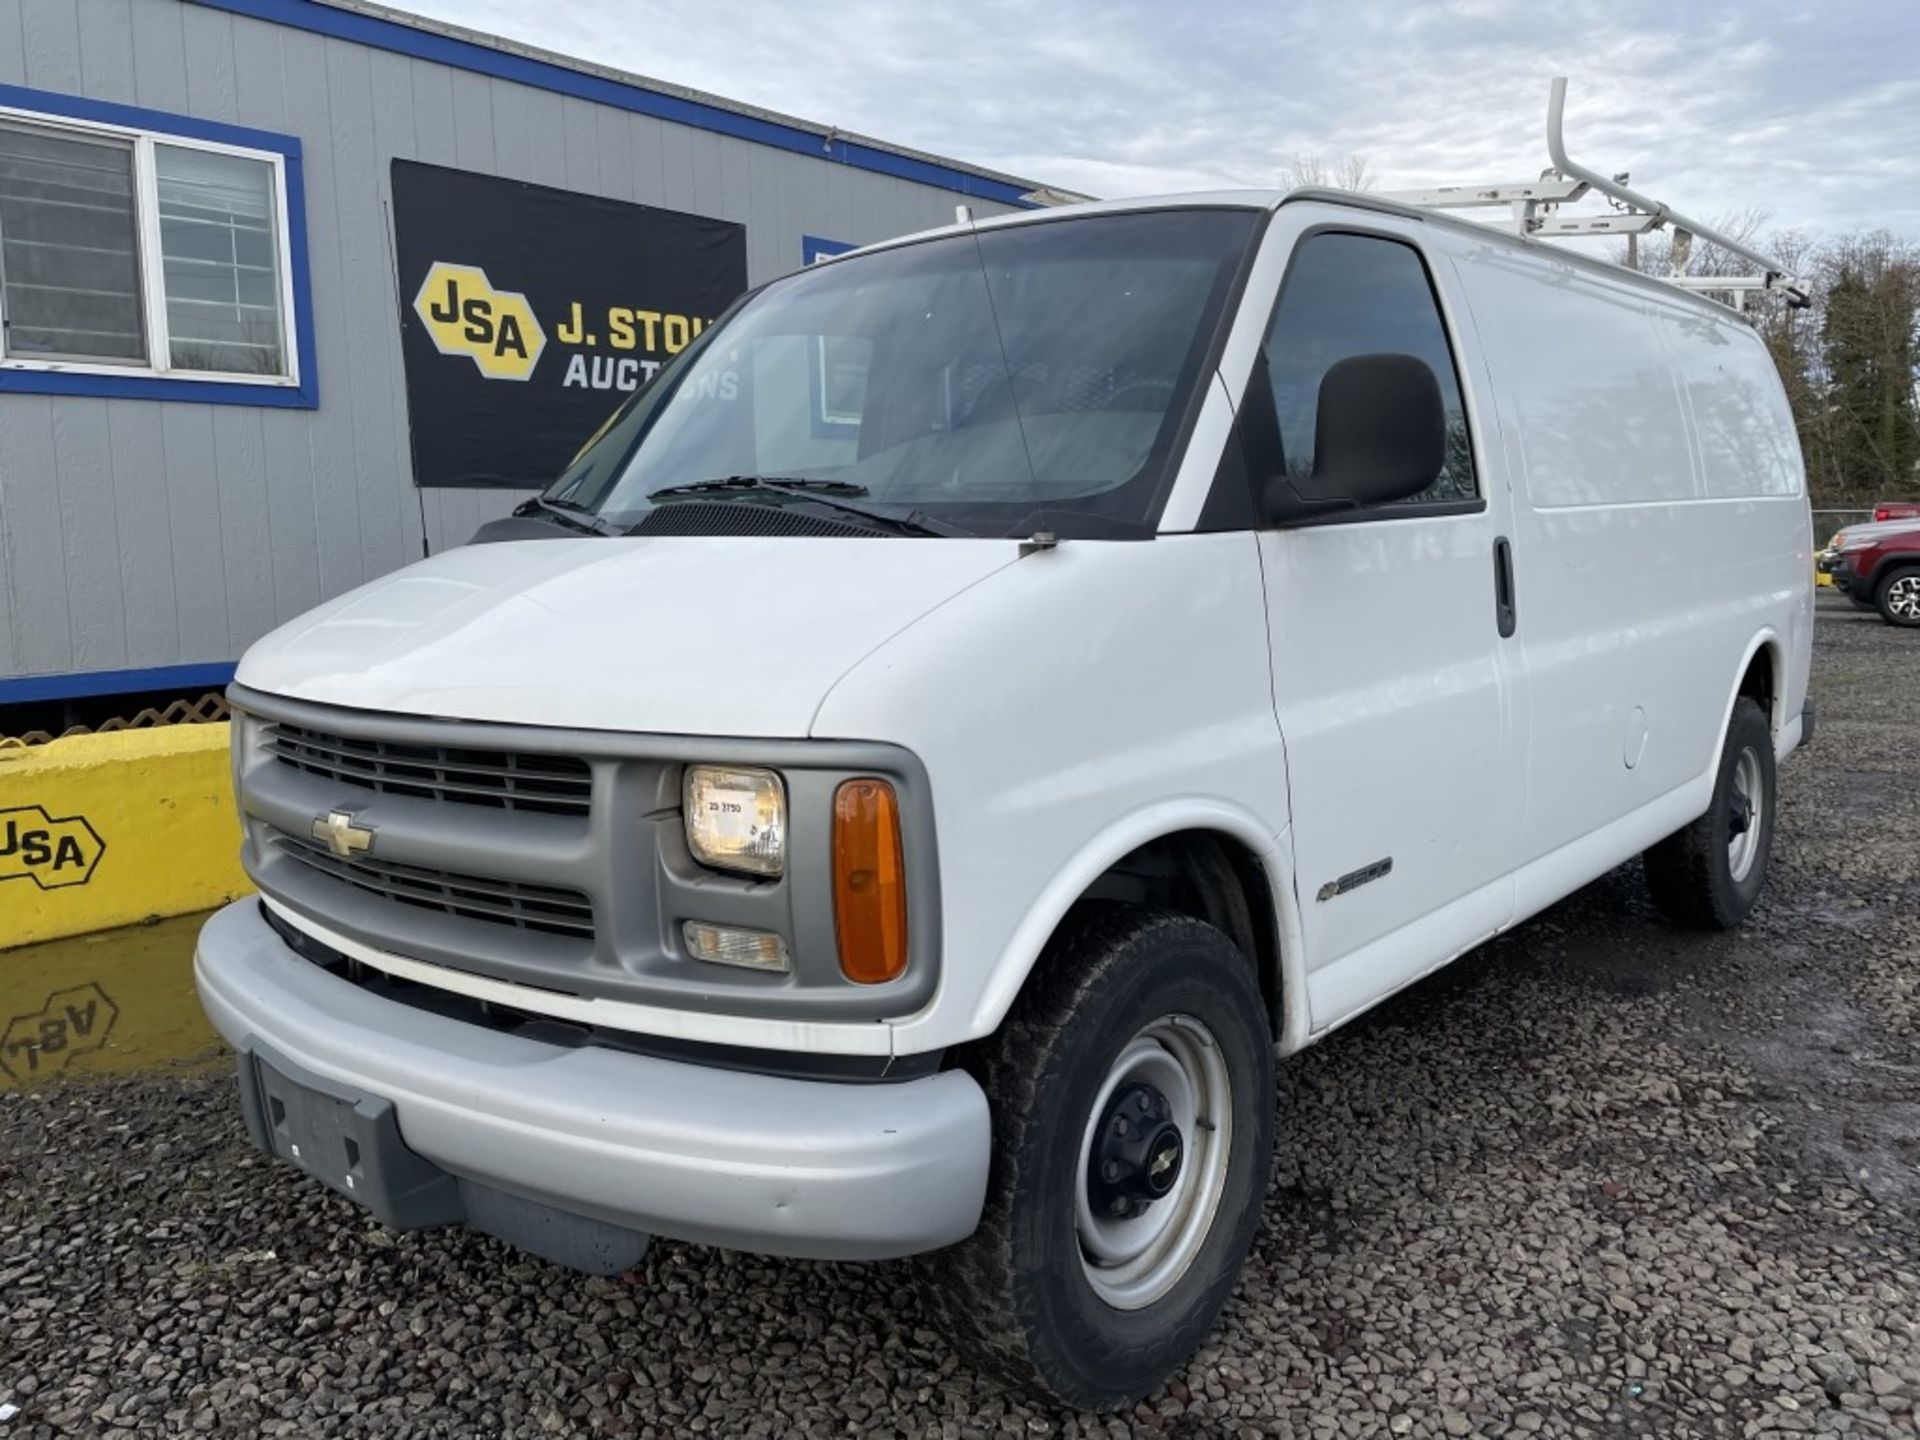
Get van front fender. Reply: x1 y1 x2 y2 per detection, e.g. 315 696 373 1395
960 801 1313 1055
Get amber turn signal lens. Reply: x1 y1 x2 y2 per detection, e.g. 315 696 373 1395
833 778 908 984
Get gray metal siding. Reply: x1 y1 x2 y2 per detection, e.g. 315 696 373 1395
0 0 1019 685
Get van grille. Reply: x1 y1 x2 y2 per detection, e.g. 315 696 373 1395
270 833 595 939
263 721 592 816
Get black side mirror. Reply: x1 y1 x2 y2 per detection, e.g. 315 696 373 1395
1264 352 1445 524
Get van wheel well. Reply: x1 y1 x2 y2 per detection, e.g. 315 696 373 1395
1738 646 1777 732
1071 832 1283 1038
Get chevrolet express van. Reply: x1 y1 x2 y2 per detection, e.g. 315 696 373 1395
197 186 1814 1409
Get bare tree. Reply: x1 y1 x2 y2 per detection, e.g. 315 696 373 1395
1281 153 1375 193
1619 207 1771 279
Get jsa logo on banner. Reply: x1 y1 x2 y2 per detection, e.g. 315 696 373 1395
413 262 547 380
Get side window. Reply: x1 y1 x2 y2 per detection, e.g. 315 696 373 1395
1264 233 1477 505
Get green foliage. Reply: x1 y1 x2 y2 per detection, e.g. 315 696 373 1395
1815 259 1920 501
1747 234 1918 507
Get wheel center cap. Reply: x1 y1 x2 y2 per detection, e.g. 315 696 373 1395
1729 791 1753 836
1088 1081 1185 1219
1143 1127 1184 1197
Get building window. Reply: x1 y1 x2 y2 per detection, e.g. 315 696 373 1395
0 94 305 396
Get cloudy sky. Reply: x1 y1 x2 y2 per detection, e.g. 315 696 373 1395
408 0 1919 240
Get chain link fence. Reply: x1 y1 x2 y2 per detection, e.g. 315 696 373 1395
1811 508 1877 540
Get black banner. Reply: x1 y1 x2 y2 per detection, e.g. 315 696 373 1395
391 160 748 488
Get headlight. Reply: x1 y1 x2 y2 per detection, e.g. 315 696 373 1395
684 765 786 876
1840 532 1875 552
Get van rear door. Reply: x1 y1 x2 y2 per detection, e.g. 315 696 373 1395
1244 211 1525 1028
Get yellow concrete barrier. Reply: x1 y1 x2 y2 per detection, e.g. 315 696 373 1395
0 724 251 951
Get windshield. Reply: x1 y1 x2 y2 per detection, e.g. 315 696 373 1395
544 208 1259 537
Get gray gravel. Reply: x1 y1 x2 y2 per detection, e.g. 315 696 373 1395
4 593 1918 1438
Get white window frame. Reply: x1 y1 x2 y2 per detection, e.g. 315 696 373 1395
0 103 301 389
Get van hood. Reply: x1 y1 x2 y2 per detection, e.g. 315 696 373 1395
235 537 1022 737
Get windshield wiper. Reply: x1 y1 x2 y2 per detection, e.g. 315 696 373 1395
514 495 618 536
645 475 970 538
648 475 871 500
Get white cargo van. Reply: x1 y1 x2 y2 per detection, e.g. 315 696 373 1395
196 163 1814 1407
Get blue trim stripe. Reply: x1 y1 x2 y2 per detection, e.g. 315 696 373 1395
188 0 1038 208
283 147 319 405
802 235 856 264
0 82 318 409
0 661 238 705
0 370 314 407
0 81 311 153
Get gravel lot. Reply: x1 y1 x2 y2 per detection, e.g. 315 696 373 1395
4 593 1917 1438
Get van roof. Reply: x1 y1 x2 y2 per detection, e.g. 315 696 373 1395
820 186 1742 321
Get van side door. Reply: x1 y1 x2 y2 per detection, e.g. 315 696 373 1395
1242 213 1526 1027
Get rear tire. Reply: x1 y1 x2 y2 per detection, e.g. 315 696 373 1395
1643 697 1775 928
1875 566 1920 627
919 904 1273 1411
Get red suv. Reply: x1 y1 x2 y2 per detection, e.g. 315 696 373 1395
1833 525 1920 626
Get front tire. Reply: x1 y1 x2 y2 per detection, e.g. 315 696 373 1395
1875 565 1920 627
921 905 1273 1411
1643 696 1775 928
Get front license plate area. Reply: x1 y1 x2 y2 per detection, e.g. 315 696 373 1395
238 1044 462 1231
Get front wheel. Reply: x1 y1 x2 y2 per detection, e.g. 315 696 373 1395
1876 566 1920 627
920 905 1273 1411
1643 696 1776 928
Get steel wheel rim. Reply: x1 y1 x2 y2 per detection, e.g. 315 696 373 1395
1889 575 1920 620
1728 746 1764 882
1074 1014 1233 1311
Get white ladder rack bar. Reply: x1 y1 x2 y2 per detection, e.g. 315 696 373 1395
1385 180 1589 209
1381 78 1810 310
1544 78 1808 306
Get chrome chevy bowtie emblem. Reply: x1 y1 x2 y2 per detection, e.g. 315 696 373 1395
311 810 375 859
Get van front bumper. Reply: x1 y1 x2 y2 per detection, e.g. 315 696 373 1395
194 900 990 1263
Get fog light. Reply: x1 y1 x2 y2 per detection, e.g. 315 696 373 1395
682 920 790 973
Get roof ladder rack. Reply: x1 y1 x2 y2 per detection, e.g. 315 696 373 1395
1382 78 1810 311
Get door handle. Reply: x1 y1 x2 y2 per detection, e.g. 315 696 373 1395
1492 536 1518 638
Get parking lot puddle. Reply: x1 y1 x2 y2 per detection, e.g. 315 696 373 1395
1 912 222 1088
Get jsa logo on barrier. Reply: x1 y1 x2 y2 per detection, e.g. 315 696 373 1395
0 805 105 889
413 262 546 380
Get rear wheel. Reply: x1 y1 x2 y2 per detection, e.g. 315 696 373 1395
1643 697 1775 928
1875 566 1920 627
920 905 1273 1411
